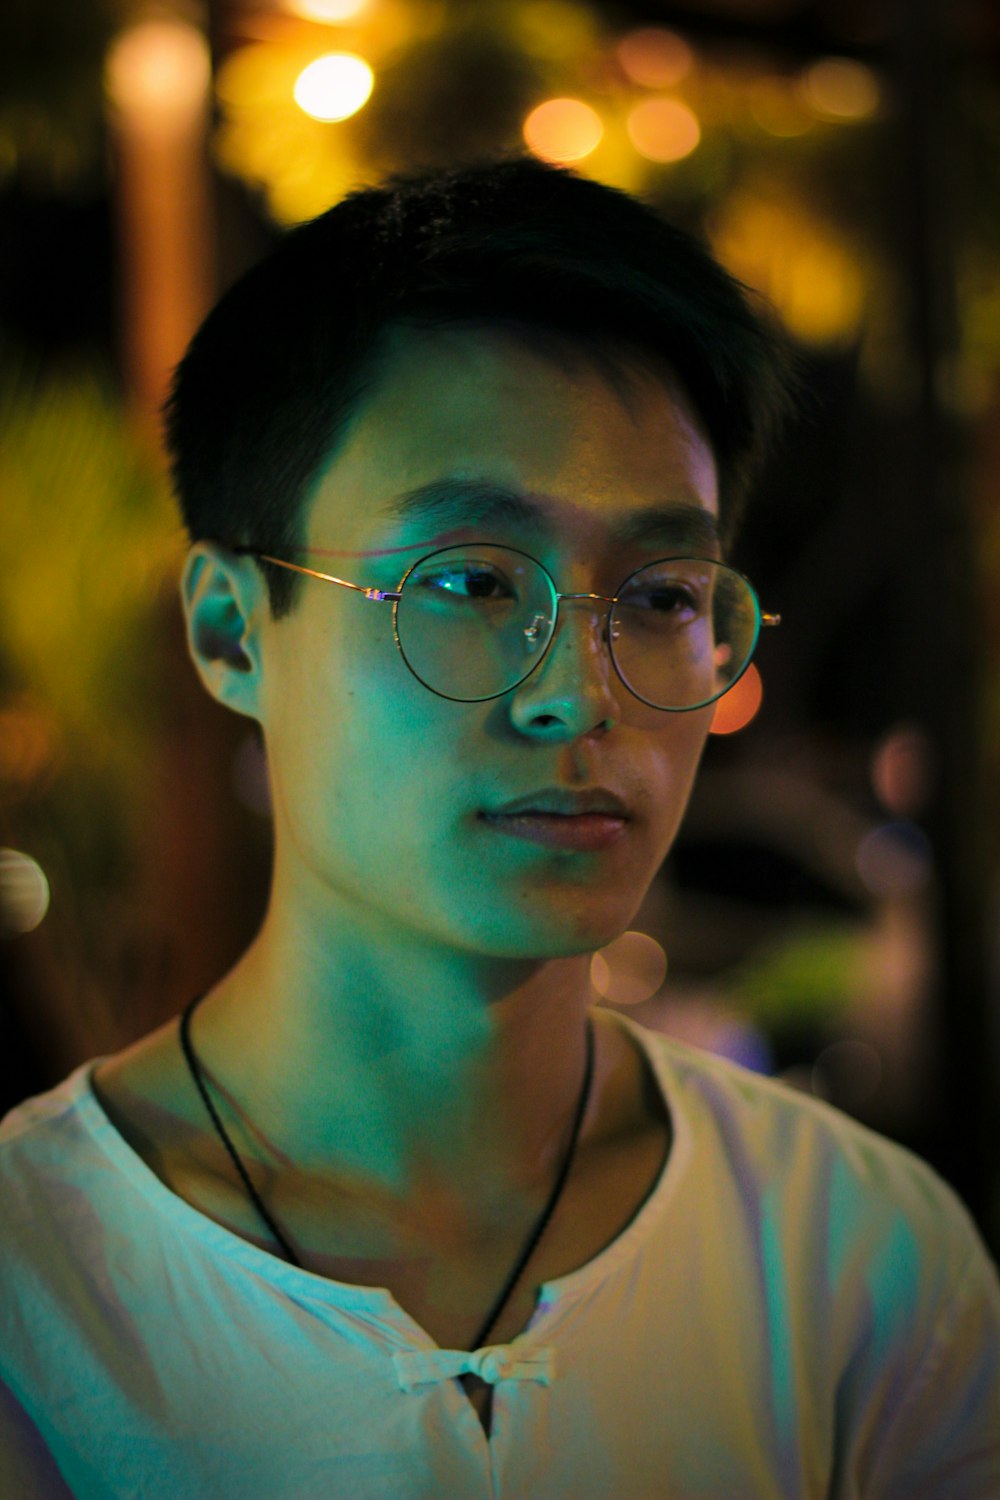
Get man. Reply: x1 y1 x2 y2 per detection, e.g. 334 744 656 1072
1 156 997 1497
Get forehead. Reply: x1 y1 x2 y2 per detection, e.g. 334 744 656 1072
303 327 719 556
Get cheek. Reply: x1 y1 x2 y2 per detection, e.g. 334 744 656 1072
308 649 467 833
656 708 714 817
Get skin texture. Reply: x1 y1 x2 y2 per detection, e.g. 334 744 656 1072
174 326 719 1244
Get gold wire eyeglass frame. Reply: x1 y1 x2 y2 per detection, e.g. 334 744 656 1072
232 543 781 711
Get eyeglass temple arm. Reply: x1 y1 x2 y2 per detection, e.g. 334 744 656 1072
238 549 781 623
240 551 401 603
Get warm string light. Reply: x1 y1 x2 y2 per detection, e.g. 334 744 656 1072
293 52 374 120
617 27 693 89
105 19 211 133
801 58 879 122
284 0 371 20
209 8 879 351
626 98 700 163
523 97 603 162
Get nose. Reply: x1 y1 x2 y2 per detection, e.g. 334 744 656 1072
507 594 623 739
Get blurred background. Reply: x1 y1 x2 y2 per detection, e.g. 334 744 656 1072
1 0 999 1257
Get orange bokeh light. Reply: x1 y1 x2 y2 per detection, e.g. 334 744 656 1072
626 97 701 163
710 663 763 735
618 28 693 89
801 57 879 121
523 97 603 162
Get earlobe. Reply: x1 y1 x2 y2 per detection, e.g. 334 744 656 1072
181 545 265 720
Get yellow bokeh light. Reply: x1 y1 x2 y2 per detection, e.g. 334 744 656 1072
618 28 693 89
523 97 603 163
711 192 866 347
284 0 370 20
293 52 374 121
626 97 700 163
215 39 368 224
800 57 880 121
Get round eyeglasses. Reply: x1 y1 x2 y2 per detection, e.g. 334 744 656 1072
236 543 780 712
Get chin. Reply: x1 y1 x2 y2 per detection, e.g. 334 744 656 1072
466 898 646 962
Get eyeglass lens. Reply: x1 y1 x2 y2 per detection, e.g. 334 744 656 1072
394 545 761 710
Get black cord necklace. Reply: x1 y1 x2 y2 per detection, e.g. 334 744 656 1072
178 992 595 1351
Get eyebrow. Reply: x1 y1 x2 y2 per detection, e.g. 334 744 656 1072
376 477 721 554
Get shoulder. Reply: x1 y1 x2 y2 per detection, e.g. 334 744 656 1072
0 1016 191 1242
0 1063 100 1173
0 1061 124 1250
621 1015 998 1299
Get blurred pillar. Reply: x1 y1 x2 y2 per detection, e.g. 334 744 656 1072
100 14 269 1044
104 13 215 436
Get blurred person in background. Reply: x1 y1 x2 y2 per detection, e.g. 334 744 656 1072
0 156 997 1497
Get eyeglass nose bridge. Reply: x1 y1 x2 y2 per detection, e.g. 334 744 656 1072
523 590 621 654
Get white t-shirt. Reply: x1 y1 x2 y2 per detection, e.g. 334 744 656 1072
1 1011 997 1499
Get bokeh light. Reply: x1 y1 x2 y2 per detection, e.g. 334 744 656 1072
284 0 370 20
800 58 880 122
626 98 701 163
0 849 51 938
105 19 212 126
871 724 933 817
591 930 668 1006
523 97 603 162
856 820 933 898
617 28 693 89
293 53 374 121
710 192 866 346
710 663 763 735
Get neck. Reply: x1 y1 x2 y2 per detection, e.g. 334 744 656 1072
191 894 602 1229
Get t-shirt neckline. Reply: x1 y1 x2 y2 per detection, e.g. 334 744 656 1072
73 1008 693 1329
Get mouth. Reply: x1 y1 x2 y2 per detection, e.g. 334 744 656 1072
478 785 633 851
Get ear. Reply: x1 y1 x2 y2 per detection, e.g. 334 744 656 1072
180 543 267 721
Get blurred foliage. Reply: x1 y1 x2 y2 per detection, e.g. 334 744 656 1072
726 922 867 1030
0 364 189 1047
0 364 182 802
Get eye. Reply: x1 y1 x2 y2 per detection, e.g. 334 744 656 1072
620 578 706 620
644 583 700 616
440 567 507 599
413 559 518 604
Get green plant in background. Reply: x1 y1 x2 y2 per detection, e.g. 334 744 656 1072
0 364 181 784
726 922 867 1034
0 364 185 1058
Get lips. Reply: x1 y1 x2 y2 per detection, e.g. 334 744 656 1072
478 787 631 852
484 787 630 819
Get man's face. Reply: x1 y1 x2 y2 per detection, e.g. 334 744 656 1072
258 328 719 961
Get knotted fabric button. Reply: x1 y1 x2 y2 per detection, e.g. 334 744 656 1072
475 1348 509 1383
393 1343 556 1392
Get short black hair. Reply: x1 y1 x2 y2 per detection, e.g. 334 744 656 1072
165 153 795 616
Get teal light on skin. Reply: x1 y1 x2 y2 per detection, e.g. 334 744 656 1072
180 325 720 1251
